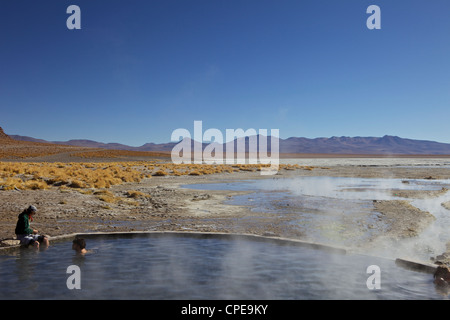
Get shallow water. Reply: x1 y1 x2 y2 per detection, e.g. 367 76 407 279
183 176 450 261
281 158 450 168
0 234 446 300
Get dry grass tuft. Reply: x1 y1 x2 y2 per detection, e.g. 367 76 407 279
125 190 150 199
95 191 119 203
152 170 167 176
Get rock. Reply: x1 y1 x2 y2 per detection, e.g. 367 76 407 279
192 194 211 201
435 254 448 260
0 239 20 246
441 202 450 210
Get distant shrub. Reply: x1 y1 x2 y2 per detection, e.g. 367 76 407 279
69 180 86 188
120 198 140 206
125 190 150 199
152 170 167 176
94 190 115 197
1 177 24 190
23 180 48 190
78 189 93 195
96 194 118 204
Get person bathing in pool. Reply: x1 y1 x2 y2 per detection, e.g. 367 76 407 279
72 238 90 255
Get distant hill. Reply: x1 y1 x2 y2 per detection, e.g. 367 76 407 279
8 132 450 155
279 135 450 155
0 127 92 159
0 127 12 140
9 135 178 152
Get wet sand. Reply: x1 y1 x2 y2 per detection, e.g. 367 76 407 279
1 163 450 265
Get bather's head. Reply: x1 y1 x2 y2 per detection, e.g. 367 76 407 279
72 238 86 251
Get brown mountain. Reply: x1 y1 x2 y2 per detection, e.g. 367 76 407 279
8 131 450 155
0 127 92 159
0 127 12 140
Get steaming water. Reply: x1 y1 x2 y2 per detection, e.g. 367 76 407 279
184 176 450 262
0 234 446 300
281 158 450 167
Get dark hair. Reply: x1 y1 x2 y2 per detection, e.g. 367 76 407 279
73 238 86 249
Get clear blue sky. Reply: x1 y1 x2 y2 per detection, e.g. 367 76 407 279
1 0 449 146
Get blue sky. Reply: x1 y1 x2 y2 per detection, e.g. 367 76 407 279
1 0 449 146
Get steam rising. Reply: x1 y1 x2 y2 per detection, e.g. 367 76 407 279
254 176 450 261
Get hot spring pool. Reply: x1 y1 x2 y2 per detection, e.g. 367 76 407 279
0 233 445 300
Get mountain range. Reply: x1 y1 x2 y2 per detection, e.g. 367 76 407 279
7 131 450 155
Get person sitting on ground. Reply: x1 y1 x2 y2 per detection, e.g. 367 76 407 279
72 238 88 255
15 205 49 248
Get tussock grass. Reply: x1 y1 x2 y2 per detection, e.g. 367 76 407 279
125 190 150 199
95 190 118 203
97 195 118 203
0 162 146 190
0 161 314 192
23 180 48 190
93 190 115 196
152 170 167 176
